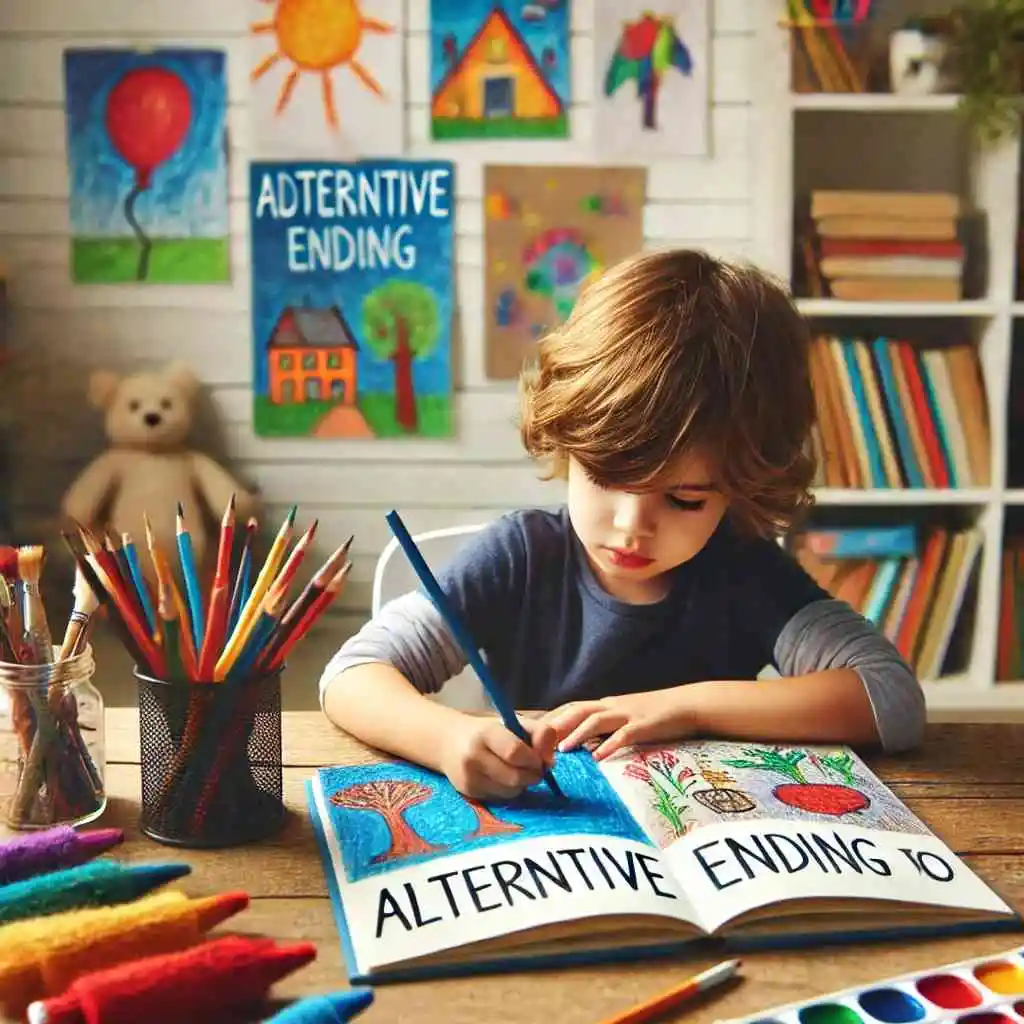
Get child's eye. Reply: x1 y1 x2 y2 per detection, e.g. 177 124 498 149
667 496 707 512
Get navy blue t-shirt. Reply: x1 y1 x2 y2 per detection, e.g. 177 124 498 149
433 507 830 709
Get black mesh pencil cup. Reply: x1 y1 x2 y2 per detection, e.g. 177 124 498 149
135 667 286 848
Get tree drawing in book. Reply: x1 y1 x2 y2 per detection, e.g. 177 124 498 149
249 159 454 438
249 0 403 157
594 0 710 157
429 0 571 140
63 48 230 284
484 165 647 379
320 753 649 883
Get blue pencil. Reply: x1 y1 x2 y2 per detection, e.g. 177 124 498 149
384 510 565 801
228 518 257 635
122 532 157 636
175 502 204 653
264 989 374 1023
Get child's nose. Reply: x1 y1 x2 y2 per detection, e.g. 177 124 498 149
611 492 656 538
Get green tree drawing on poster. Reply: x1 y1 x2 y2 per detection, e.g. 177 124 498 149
362 281 440 433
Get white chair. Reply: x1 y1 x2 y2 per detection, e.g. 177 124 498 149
371 523 493 713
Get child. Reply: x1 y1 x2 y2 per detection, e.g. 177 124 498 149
319 249 926 800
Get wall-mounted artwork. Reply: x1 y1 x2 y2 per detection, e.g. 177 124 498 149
63 48 230 284
484 164 646 379
249 160 455 439
593 1 709 157
249 0 404 157
430 0 571 140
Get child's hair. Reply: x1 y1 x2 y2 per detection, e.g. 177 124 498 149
519 248 817 538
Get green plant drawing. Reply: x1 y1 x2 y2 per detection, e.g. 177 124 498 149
721 747 808 783
623 750 697 840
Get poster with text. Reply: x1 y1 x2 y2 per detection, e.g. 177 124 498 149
593 1 709 158
249 160 455 439
63 48 230 283
249 0 404 157
430 0 570 140
484 164 646 379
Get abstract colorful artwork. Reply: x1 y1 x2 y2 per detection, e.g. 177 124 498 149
318 750 649 882
430 0 571 140
249 0 404 157
484 164 646 379
249 159 454 438
606 741 931 850
593 0 709 157
63 48 230 283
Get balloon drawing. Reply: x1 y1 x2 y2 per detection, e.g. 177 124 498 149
604 13 693 131
104 66 193 280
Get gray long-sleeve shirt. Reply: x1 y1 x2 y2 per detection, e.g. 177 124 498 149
320 507 926 753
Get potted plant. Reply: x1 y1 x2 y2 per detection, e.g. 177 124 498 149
945 0 1024 143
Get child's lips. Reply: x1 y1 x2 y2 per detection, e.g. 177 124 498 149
605 548 655 569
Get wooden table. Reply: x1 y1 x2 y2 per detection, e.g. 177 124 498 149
7 711 1024 1023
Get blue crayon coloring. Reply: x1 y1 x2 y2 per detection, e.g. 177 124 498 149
264 989 374 1023
0 859 190 924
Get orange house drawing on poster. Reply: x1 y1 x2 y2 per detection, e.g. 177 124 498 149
430 5 568 139
267 305 358 406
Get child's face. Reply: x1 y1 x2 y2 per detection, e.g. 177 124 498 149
566 448 729 604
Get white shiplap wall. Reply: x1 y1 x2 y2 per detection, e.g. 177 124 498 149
0 0 758 637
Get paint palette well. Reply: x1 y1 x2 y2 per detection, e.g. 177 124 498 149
717 947 1024 1024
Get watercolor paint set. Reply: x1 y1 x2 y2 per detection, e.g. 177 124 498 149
717 946 1024 1024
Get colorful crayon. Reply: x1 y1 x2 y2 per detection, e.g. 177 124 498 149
0 888 249 1017
0 826 123 886
0 859 190 924
264 989 375 1024
25 935 316 1024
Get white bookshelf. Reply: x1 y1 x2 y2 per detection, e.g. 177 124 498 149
752 8 1023 712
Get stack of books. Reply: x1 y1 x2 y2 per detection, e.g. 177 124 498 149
803 190 963 302
792 524 983 681
808 335 989 490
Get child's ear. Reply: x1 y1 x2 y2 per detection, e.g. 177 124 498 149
163 361 201 402
87 370 121 410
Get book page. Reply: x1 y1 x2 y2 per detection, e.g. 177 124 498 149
599 741 1014 935
309 748 703 977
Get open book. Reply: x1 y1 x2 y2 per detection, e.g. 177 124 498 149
306 739 1021 984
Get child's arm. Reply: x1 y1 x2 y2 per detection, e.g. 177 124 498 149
548 538 925 759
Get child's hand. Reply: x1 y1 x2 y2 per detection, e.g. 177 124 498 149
542 690 697 761
440 716 558 801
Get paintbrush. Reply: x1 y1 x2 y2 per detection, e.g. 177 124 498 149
58 566 101 661
17 546 52 664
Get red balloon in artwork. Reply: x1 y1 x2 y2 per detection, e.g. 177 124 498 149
104 66 192 189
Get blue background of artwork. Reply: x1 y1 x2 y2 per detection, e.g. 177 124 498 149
248 159 454 399
64 48 228 239
429 0 570 103
319 751 651 883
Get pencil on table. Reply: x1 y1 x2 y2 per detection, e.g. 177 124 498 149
226 517 257 636
175 504 204 655
121 531 157 637
197 494 236 681
214 506 296 681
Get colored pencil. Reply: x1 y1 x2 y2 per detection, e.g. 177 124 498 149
144 515 197 681
265 561 351 672
175 504 204 654
271 518 318 598
121 531 157 637
214 505 295 681
596 959 741 1024
227 517 257 636
197 494 236 680
385 509 565 801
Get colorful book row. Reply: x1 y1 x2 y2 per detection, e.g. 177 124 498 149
809 335 990 490
997 540 1024 681
794 525 983 680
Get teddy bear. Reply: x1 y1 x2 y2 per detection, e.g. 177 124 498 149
60 362 259 586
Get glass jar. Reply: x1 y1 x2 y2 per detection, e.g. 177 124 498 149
0 644 106 829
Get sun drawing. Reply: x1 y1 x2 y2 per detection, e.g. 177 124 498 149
251 0 394 129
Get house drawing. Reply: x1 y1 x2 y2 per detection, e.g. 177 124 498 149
266 305 358 406
431 6 563 124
